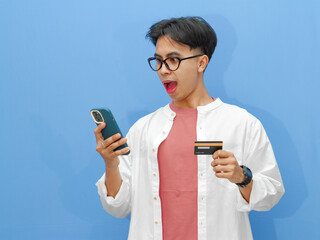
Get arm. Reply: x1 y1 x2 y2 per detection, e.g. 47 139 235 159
105 164 123 198
238 118 284 212
211 150 253 203
239 180 253 203
94 123 132 218
94 123 130 198
211 118 284 210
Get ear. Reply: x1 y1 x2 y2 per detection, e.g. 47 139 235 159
198 55 209 73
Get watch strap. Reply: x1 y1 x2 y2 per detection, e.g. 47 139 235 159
236 165 252 188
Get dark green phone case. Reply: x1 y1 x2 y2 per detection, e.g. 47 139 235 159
90 108 130 155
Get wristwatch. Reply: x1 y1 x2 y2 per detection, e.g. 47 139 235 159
236 165 252 188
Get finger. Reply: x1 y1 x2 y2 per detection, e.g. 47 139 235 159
96 140 106 152
94 122 106 142
212 150 233 160
96 133 121 152
213 165 233 173
102 133 122 148
106 137 127 152
112 147 130 157
215 171 232 179
96 138 109 152
107 146 130 159
211 157 233 167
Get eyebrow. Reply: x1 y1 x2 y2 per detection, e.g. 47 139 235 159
154 51 182 58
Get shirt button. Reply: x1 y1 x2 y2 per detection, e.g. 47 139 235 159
155 221 159 224
154 197 157 200
162 131 166 135
153 173 157 177
171 113 175 117
152 148 156 152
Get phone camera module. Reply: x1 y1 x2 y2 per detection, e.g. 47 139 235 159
93 111 103 122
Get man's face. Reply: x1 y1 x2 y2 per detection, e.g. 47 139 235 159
154 36 205 103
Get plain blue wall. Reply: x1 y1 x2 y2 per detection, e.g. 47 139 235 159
1 0 319 239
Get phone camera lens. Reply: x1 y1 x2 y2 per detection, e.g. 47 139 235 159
93 112 100 121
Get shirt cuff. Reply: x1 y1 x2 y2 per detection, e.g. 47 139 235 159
95 173 128 207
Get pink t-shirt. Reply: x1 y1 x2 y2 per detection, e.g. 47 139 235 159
158 102 198 240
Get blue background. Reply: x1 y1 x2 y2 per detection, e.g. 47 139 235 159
1 0 319 239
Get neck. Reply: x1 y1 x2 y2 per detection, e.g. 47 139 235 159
173 78 213 109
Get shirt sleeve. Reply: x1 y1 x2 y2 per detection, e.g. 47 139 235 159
96 170 131 218
237 117 285 212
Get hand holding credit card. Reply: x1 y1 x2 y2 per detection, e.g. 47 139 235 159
194 141 223 155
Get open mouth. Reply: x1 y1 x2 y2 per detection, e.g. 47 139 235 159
163 81 177 94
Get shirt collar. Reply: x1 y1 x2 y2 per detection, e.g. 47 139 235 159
197 98 223 112
163 98 223 119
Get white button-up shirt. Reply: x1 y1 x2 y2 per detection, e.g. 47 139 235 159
96 98 284 240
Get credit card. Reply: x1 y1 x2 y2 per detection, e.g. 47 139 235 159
194 141 223 155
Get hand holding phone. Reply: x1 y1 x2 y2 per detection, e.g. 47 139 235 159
91 108 130 164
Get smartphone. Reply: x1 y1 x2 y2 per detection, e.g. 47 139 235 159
90 108 130 155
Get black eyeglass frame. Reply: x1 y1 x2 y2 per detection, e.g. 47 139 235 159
147 54 204 71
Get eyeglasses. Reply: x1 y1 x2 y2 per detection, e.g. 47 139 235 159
147 54 203 71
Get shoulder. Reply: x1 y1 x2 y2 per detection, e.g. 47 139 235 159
127 105 168 136
217 101 271 150
134 105 167 126
211 101 268 139
218 101 259 124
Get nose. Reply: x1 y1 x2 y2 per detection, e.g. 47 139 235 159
158 62 171 76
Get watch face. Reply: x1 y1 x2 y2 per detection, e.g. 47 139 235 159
246 167 252 177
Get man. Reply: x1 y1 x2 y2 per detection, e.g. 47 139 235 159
94 17 284 240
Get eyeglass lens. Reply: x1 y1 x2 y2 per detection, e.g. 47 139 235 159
149 57 180 71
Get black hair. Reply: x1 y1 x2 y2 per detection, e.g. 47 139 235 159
146 16 217 61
